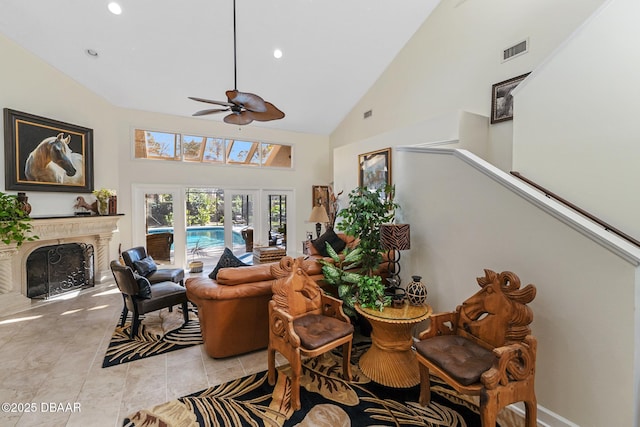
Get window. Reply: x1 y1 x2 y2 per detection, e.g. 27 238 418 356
134 130 180 160
134 129 292 168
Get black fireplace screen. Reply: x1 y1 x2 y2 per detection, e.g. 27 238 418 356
26 243 95 299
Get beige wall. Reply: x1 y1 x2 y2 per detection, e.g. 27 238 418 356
514 0 640 240
0 33 332 265
329 1 640 425
331 0 604 152
395 148 639 427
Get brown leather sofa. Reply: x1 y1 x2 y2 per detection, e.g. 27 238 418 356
186 233 359 359
186 258 326 358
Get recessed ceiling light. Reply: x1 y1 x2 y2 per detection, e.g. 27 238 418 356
107 2 122 15
86 49 99 57
273 49 283 59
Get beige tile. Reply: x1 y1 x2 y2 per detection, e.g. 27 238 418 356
15 409 71 427
0 283 279 426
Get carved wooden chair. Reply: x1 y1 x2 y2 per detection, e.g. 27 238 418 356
268 256 354 410
414 269 537 427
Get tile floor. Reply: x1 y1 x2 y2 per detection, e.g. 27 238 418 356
0 281 280 427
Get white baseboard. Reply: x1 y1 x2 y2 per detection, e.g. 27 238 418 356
508 402 580 427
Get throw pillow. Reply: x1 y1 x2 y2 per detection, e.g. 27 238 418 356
209 247 249 280
312 228 347 257
133 273 152 299
133 256 158 276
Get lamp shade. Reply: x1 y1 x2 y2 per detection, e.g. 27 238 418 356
380 223 411 250
308 205 330 224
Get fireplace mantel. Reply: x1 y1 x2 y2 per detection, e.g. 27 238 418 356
0 215 122 300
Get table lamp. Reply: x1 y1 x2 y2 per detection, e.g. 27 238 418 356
380 223 411 285
308 204 330 238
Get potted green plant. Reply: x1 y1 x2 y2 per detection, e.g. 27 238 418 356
336 184 399 276
92 188 116 215
317 243 363 318
189 240 205 273
356 275 391 312
0 192 38 246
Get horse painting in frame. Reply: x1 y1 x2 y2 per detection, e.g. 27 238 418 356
4 109 94 193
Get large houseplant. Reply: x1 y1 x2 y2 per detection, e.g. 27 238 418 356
0 192 38 246
317 244 363 318
336 184 399 276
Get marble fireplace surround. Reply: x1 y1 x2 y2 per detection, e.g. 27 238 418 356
0 215 121 306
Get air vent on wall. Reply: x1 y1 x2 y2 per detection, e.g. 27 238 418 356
363 110 373 119
502 39 528 62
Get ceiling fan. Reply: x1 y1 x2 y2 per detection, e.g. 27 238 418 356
189 0 285 126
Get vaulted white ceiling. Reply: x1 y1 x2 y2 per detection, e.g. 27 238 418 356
0 0 440 135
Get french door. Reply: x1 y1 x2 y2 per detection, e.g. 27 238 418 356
132 185 295 270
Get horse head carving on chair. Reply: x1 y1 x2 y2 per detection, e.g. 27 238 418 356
460 269 536 347
24 132 83 184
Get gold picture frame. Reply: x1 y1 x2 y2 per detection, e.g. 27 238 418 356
358 148 391 191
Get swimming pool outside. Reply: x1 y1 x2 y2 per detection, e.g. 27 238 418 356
148 225 246 252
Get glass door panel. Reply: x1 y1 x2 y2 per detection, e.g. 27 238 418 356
267 194 287 249
185 188 225 272
226 190 257 263
144 192 176 265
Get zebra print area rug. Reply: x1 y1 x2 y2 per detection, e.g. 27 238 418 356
102 306 202 368
123 343 513 427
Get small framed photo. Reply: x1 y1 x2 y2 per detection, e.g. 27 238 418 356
4 109 94 192
490 72 530 124
312 185 330 216
358 147 391 191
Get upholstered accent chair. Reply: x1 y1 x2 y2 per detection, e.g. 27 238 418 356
267 256 354 410
110 260 189 339
121 246 184 286
414 269 538 427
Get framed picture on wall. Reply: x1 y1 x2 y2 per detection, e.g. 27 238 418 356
358 148 391 191
490 72 530 124
3 108 94 192
312 185 330 214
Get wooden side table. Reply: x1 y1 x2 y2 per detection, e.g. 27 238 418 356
355 303 432 388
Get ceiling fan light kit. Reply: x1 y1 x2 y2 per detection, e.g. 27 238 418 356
189 0 284 126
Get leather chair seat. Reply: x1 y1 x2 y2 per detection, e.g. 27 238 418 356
414 335 496 386
138 281 188 313
294 314 355 350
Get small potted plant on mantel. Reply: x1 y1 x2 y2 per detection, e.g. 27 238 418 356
0 192 38 247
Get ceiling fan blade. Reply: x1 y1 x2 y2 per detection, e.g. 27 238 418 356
226 90 267 113
223 112 254 126
192 108 229 116
188 96 234 107
249 102 285 122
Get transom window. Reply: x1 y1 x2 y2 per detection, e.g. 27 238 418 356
134 129 292 168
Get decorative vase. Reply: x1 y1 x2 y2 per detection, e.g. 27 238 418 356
97 199 109 215
406 275 428 306
16 192 31 215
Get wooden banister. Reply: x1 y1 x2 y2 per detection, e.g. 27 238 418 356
510 171 640 248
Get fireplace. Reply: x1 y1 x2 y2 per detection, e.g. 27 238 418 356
0 215 121 302
26 243 95 299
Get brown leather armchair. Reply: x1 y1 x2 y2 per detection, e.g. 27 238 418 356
121 246 184 286
110 260 189 339
414 269 537 427
267 256 354 410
